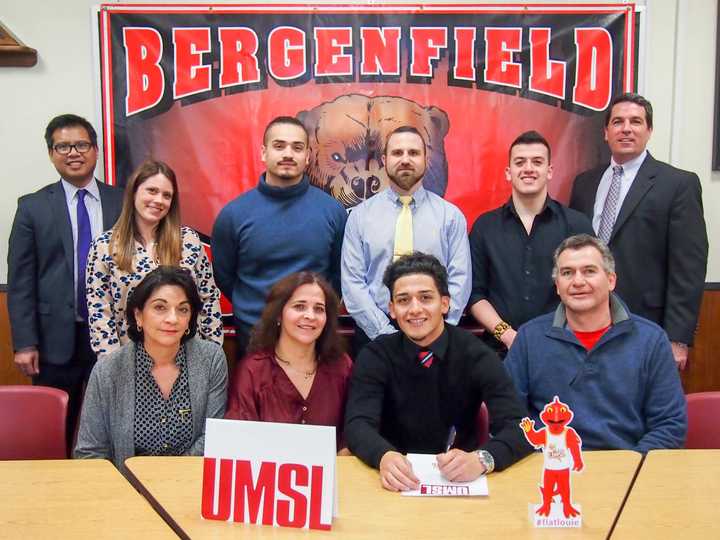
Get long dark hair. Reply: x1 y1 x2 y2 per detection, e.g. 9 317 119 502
249 272 344 363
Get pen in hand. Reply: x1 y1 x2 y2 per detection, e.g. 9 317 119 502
445 425 456 452
437 426 457 478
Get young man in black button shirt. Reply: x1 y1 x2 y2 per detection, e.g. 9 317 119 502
469 131 593 355
344 253 531 491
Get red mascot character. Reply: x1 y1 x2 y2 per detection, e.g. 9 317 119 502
520 396 583 518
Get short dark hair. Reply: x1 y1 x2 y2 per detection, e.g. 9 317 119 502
45 114 98 150
605 93 653 129
249 272 345 363
508 130 551 162
126 266 203 343
263 116 309 145
382 252 450 298
384 126 427 156
551 234 616 279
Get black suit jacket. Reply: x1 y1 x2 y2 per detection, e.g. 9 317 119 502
7 180 123 365
569 153 708 344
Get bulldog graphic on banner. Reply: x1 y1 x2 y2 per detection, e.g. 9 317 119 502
298 94 449 208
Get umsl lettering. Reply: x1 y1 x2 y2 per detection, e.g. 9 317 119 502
419 484 471 496
201 458 330 530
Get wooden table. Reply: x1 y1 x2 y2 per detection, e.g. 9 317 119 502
0 459 176 539
612 449 720 538
126 451 640 539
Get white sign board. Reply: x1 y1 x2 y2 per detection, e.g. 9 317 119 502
201 418 336 530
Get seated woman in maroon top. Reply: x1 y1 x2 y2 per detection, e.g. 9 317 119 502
225 271 352 451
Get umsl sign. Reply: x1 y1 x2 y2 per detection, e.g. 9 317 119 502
201 419 336 530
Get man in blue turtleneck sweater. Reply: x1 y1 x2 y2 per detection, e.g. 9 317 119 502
212 116 347 359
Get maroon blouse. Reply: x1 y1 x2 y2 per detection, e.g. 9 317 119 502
225 350 353 447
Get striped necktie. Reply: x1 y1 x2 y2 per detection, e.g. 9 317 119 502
418 350 434 368
597 165 623 243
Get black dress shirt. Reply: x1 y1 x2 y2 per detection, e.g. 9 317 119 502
469 197 594 331
134 343 193 456
344 325 532 471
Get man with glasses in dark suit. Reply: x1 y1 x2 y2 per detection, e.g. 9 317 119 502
7 114 123 449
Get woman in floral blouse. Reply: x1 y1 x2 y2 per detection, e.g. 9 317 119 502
86 159 223 356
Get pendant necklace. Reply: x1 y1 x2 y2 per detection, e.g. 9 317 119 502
275 351 317 380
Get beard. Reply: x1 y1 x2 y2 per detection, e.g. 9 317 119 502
388 168 424 192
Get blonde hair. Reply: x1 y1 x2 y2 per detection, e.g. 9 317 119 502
111 159 182 272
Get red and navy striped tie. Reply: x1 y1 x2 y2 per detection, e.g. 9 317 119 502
418 350 433 368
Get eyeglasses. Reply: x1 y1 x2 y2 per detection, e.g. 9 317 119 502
53 142 93 155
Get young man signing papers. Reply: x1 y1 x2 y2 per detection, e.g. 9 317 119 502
344 253 532 491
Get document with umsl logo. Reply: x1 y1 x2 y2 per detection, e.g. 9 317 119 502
401 454 489 497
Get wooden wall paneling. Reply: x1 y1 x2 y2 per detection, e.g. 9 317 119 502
682 289 720 394
0 291 31 385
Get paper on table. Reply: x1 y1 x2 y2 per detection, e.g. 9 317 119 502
401 453 489 497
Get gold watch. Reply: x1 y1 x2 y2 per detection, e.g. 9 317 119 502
492 321 511 341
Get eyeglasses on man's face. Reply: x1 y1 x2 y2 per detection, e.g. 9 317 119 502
53 141 94 155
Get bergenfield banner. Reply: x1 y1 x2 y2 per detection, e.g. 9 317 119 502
97 2 638 239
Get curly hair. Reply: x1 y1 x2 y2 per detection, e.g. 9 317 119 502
382 252 450 298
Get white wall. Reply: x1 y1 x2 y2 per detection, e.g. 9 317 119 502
1 0 717 281
1 0 102 284
642 0 719 281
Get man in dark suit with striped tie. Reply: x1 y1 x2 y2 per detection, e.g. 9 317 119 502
570 93 708 370
7 114 123 447
344 252 531 492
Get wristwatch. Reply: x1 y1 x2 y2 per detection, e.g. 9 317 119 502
492 321 510 341
476 450 495 474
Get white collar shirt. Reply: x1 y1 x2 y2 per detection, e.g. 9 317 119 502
592 150 648 233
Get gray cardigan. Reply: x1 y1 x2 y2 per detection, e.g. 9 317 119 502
74 337 228 472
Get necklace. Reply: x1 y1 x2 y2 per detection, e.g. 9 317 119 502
275 351 317 380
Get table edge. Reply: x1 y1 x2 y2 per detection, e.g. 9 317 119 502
606 452 646 538
125 460 190 540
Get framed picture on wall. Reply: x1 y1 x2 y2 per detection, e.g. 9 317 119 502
0 20 36 67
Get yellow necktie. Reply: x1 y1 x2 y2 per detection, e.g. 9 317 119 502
393 195 413 261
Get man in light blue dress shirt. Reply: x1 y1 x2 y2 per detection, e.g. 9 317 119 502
341 126 471 352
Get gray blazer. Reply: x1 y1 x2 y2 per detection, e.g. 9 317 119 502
74 337 228 472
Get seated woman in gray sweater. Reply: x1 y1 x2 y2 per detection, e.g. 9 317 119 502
75 266 228 472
